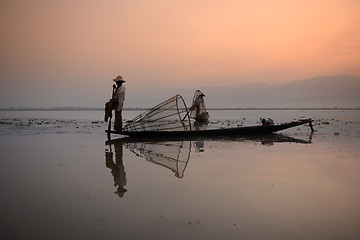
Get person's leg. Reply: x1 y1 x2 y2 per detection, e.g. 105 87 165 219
114 110 122 131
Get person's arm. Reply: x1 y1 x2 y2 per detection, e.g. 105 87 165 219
112 84 117 98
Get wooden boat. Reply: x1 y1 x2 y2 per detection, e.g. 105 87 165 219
105 94 314 139
106 118 314 138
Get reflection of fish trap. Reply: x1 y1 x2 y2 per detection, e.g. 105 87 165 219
123 95 191 132
126 141 191 178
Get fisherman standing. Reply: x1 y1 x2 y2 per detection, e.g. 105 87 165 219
112 75 126 131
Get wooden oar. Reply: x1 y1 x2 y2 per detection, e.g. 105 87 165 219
107 86 116 137
181 108 192 122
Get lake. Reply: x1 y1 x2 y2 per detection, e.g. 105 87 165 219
1 109 359 240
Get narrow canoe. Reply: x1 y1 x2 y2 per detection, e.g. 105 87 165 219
106 118 314 138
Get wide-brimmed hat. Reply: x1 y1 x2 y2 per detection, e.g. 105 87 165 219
113 75 126 82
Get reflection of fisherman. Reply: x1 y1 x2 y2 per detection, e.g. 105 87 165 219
194 141 204 152
189 92 205 118
105 142 127 198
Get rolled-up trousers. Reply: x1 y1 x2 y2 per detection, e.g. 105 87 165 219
114 109 122 131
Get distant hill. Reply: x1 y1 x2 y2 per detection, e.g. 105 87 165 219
199 75 360 108
2 75 359 109
2 75 358 109
126 75 360 108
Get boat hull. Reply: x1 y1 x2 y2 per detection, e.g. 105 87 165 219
106 119 313 138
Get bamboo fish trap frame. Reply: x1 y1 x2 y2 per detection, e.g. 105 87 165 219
123 94 192 133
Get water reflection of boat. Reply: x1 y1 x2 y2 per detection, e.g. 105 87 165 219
105 134 311 179
106 133 312 145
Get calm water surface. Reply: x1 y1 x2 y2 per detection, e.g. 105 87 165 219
0 110 359 240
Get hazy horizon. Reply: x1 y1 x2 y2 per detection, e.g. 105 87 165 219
1 74 360 109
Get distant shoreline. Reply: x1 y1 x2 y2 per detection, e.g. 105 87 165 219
1 107 359 111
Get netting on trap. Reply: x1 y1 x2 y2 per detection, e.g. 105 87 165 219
123 94 191 132
126 141 191 178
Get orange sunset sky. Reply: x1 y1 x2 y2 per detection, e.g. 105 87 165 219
1 0 360 107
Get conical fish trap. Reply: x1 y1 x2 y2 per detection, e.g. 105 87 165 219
123 94 191 132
